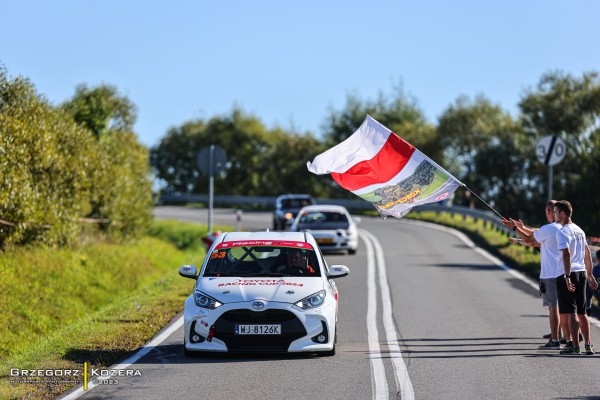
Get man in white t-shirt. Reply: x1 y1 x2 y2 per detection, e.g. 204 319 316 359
553 200 598 355
503 200 563 348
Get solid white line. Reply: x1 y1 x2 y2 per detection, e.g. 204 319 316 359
400 218 600 329
361 229 415 400
362 231 390 400
61 315 184 400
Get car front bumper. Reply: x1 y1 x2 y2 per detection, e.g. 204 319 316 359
183 297 336 353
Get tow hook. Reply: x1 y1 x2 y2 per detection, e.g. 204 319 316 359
207 325 215 342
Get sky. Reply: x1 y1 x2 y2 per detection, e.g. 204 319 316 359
1 1 599 148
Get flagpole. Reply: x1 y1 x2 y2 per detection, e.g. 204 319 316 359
462 185 505 220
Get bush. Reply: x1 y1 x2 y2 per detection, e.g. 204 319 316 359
0 67 153 247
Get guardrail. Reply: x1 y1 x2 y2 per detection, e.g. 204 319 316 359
159 193 515 236
159 193 600 249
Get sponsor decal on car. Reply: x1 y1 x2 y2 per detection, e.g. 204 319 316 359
217 279 304 287
216 241 313 249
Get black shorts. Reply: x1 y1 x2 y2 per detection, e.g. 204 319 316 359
557 271 588 314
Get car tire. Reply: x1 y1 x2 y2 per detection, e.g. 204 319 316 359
183 344 194 357
348 248 357 255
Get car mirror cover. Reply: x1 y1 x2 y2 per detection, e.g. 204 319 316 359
179 265 198 279
328 265 350 278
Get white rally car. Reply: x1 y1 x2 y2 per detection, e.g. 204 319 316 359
179 231 349 356
289 204 360 255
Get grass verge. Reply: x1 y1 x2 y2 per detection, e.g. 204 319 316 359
0 220 224 400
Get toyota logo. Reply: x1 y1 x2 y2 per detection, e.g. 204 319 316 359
252 301 265 310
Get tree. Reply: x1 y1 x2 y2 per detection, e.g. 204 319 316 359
437 95 535 218
259 128 328 197
62 84 136 139
519 70 600 232
1 68 97 246
62 83 153 241
151 108 330 197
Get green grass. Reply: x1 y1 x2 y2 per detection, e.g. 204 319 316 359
0 220 224 400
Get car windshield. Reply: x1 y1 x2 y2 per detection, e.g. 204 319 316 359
281 198 313 209
298 211 350 228
203 241 320 277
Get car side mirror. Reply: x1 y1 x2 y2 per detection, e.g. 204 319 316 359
353 216 362 224
179 265 198 280
328 265 349 279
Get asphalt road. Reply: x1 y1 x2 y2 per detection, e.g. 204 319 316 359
62 207 600 400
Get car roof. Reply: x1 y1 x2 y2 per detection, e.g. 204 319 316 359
298 204 349 213
218 231 309 243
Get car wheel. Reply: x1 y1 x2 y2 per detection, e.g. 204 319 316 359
348 248 357 255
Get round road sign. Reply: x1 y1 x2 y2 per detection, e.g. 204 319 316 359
197 145 228 176
535 135 566 166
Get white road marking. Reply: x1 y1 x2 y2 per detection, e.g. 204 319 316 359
61 316 184 399
361 229 415 400
363 231 390 400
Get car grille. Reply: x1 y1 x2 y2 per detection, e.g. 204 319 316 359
214 309 306 352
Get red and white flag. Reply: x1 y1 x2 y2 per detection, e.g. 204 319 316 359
307 115 462 218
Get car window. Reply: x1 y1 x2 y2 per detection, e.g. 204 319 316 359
299 211 349 224
281 198 313 208
203 242 320 277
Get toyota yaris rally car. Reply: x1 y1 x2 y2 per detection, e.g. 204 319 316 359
179 231 349 356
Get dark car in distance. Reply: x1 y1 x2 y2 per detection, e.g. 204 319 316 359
273 194 315 230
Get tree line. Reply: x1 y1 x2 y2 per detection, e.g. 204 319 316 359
2 65 598 249
152 72 600 234
0 67 153 248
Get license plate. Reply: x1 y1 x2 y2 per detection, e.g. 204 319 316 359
235 324 281 335
316 238 334 244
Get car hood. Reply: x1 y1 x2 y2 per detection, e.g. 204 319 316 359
196 277 324 304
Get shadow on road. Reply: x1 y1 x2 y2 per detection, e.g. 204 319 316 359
65 343 325 367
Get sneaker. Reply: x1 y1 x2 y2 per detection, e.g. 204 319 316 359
585 344 595 355
559 338 567 344
539 340 561 349
560 345 581 354
543 333 552 339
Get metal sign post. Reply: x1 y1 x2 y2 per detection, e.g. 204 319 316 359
197 145 228 233
535 135 566 201
208 145 214 232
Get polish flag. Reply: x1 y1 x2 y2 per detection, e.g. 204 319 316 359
307 115 462 218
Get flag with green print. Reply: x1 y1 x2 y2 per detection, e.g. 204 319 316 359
307 115 463 218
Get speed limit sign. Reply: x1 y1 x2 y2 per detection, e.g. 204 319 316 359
536 135 566 166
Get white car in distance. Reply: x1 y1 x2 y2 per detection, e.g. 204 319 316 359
289 205 360 255
179 231 349 356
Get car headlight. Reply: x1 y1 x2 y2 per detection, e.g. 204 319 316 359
194 291 223 309
284 212 293 220
295 290 326 309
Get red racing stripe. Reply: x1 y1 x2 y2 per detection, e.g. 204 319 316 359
331 133 415 191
